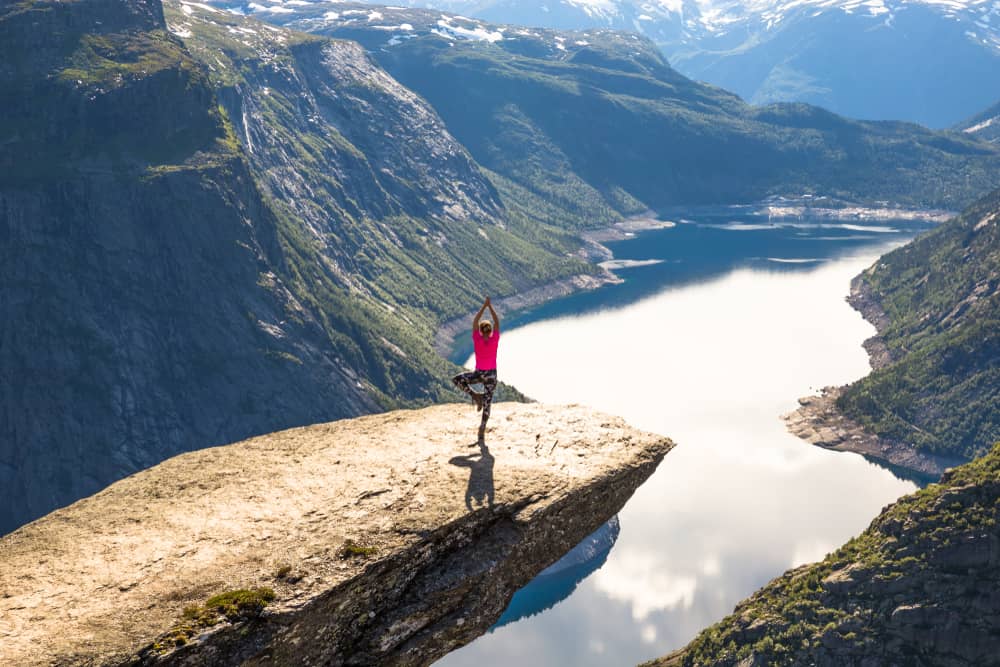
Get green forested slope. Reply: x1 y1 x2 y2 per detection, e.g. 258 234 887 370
837 188 1000 461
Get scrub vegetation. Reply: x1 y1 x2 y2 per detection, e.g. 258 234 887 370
154 587 276 652
838 187 1000 461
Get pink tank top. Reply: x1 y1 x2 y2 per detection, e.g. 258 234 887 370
473 329 499 370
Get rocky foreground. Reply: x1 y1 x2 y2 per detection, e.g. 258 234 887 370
649 441 1000 667
0 403 672 666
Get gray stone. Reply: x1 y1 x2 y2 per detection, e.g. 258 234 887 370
0 403 673 666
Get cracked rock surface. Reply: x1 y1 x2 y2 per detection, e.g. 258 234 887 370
0 402 672 666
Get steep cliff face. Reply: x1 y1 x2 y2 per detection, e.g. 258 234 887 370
164 0 587 331
0 403 674 666
0 0 590 535
0 0 383 534
651 441 1000 667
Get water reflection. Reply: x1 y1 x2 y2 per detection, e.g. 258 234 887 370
437 216 928 666
495 518 620 628
449 216 935 366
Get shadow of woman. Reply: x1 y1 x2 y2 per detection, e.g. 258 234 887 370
448 443 495 511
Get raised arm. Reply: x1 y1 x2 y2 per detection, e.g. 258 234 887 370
486 297 500 332
472 297 489 336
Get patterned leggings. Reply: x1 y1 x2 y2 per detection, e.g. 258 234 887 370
452 368 498 433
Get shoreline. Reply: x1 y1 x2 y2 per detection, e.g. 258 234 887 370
436 201 953 418
432 272 621 357
782 386 962 479
436 203 950 360
658 199 955 224
782 275 964 479
433 212 670 357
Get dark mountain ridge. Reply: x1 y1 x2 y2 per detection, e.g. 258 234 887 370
1 0 374 532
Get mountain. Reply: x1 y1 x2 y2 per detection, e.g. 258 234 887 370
211 0 1000 214
652 440 1000 666
834 187 1000 463
0 0 582 535
3 0 997 538
956 98 1000 143
228 0 1000 128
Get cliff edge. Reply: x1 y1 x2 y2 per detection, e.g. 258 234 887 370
0 403 673 666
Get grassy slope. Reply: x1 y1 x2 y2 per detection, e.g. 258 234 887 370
837 188 1000 461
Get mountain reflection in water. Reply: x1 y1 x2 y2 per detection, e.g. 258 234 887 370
493 518 620 629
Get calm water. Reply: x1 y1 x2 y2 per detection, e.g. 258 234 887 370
439 213 935 666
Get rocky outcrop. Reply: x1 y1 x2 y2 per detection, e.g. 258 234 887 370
783 388 963 479
650 441 1000 667
0 403 673 666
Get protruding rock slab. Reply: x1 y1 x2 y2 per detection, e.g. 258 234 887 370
0 403 673 666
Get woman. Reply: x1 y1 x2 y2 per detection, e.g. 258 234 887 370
452 296 500 442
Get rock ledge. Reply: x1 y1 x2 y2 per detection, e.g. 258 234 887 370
0 403 672 666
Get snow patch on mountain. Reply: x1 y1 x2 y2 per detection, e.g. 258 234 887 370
433 15 505 41
965 116 996 132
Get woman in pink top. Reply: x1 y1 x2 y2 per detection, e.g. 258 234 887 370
452 296 500 443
